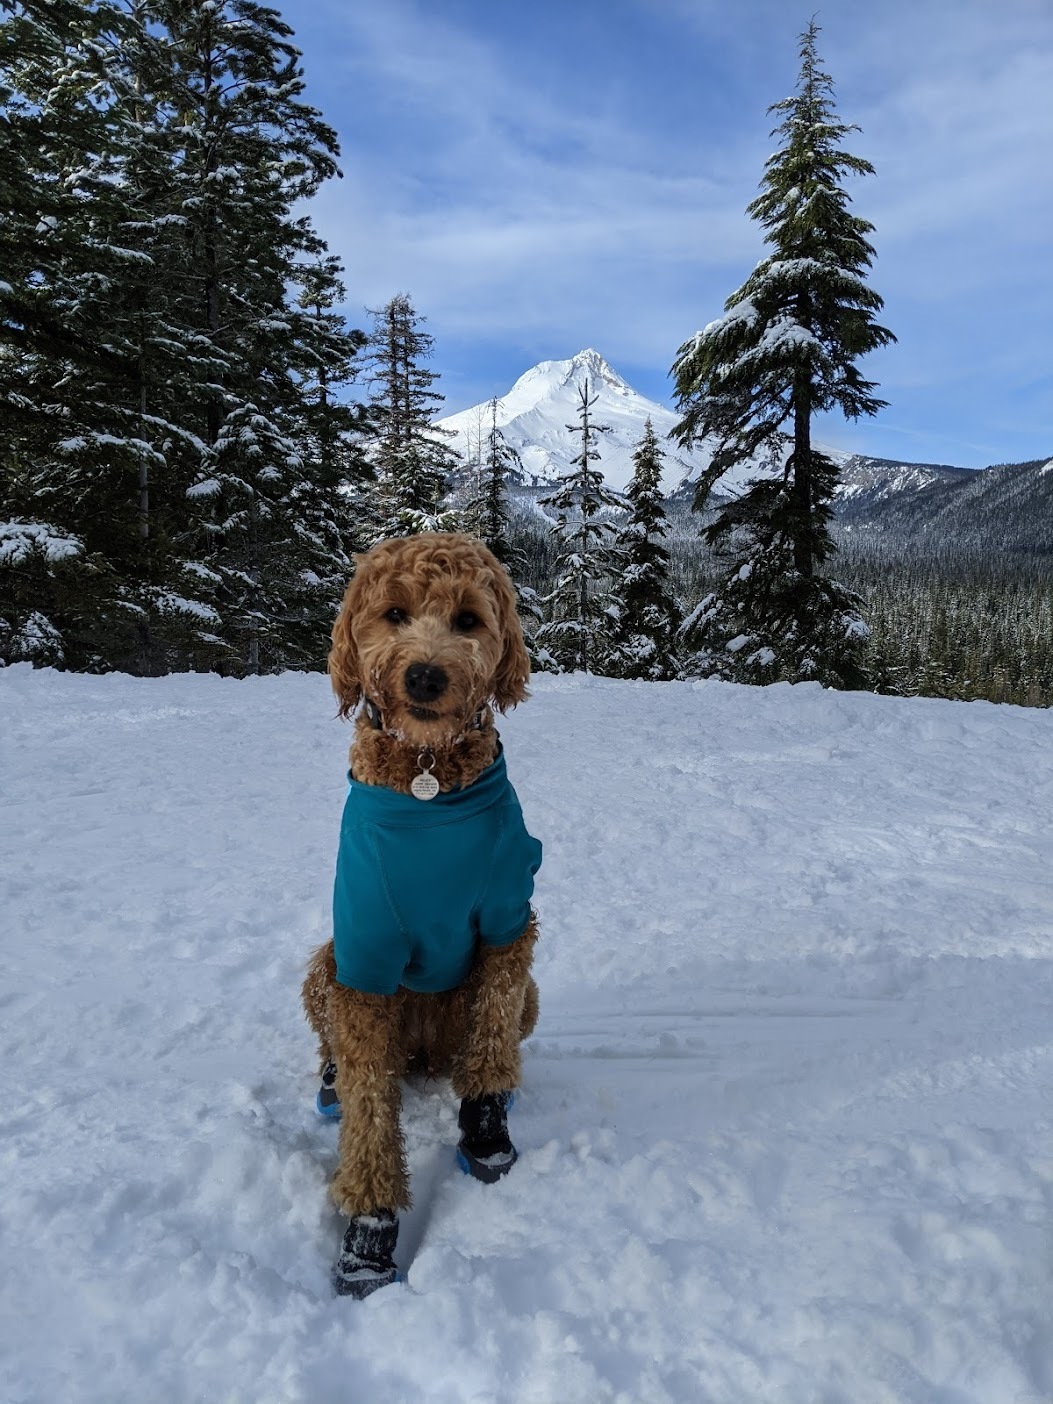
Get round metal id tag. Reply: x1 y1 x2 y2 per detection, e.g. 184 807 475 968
411 750 439 801
411 771 440 801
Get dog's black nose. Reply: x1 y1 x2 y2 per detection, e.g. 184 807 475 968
404 662 448 703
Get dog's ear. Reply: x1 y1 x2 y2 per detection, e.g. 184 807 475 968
329 568 363 719
489 562 531 712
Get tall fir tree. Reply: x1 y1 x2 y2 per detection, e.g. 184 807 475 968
365 293 461 539
671 19 894 689
465 399 518 566
536 380 624 673
0 0 169 669
155 0 366 673
462 397 551 666
608 418 680 680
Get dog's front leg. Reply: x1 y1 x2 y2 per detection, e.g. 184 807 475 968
327 984 408 1296
454 916 538 1097
327 984 409 1213
453 917 538 1182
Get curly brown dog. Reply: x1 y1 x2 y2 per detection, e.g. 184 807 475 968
301 533 542 1297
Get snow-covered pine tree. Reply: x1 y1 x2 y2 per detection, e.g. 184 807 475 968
294 255 370 506
0 0 193 671
284 253 374 659
460 396 553 668
141 0 367 673
463 399 516 566
365 293 461 539
536 380 624 674
608 418 680 680
671 19 895 689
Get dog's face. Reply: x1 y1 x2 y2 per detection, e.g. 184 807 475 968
329 533 530 746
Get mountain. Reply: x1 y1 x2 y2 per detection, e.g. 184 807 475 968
834 455 973 512
837 454 1053 553
439 348 775 498
441 351 1052 554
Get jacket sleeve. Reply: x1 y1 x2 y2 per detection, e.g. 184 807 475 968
474 802 543 948
332 817 408 995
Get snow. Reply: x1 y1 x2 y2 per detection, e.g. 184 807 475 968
151 592 221 622
186 477 221 499
746 645 776 666
0 521 83 565
57 433 150 453
701 297 758 339
755 315 820 355
2 666 1053 1403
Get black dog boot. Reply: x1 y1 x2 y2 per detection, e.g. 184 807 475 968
457 1090 517 1183
332 1209 400 1299
316 1059 341 1119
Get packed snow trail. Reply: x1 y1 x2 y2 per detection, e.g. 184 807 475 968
2 666 1052 1404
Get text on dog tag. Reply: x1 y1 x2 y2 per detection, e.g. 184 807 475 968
411 771 440 801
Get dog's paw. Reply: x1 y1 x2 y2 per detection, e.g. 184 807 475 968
332 1210 401 1299
456 1141 518 1183
316 1060 341 1118
456 1091 517 1183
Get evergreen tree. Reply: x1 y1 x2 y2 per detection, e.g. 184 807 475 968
155 0 366 673
461 397 553 667
0 0 169 669
671 19 894 689
464 399 518 566
365 293 461 539
609 418 680 680
536 380 624 673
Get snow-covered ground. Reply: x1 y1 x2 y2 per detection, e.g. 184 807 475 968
2 665 1052 1404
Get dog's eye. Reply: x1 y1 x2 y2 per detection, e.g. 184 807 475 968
453 611 479 632
384 607 407 625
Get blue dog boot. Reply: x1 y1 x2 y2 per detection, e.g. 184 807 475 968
316 1059 341 1119
456 1090 517 1183
333 1209 400 1299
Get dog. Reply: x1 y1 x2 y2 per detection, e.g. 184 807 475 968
301 533 542 1298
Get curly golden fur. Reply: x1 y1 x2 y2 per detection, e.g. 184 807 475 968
302 533 540 1218
329 532 529 754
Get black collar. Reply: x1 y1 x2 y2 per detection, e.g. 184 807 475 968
361 696 489 736
363 697 384 731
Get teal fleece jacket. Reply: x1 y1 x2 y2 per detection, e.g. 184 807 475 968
332 749 542 996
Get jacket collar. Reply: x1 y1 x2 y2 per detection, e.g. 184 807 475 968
347 746 509 827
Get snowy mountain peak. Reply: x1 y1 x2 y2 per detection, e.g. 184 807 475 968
501 349 634 411
440 351 697 495
562 347 633 395
440 349 795 498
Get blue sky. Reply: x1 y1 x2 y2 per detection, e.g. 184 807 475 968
286 0 1052 469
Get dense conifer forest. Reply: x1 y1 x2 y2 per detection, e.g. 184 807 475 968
501 498 1053 707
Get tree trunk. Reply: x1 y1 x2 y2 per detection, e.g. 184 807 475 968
201 33 222 449
138 373 149 541
792 372 813 581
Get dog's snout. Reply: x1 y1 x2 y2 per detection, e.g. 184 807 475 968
404 662 449 703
